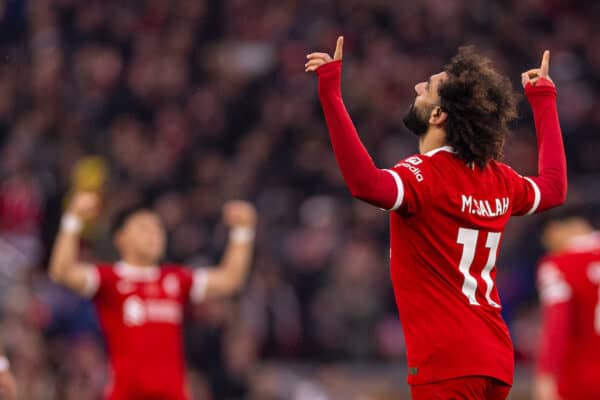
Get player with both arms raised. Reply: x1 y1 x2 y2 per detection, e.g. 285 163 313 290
49 193 257 400
306 37 567 399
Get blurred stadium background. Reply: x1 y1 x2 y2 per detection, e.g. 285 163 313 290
0 0 598 398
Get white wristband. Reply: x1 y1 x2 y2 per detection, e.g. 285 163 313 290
0 356 10 372
230 227 255 243
61 214 83 234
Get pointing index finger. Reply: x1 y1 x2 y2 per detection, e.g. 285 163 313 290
333 36 344 61
540 50 550 77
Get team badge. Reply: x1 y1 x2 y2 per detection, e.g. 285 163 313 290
163 275 181 297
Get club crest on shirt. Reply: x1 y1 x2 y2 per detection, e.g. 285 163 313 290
163 274 181 297
587 262 600 284
461 195 509 217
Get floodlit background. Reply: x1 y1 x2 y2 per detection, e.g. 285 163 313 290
0 0 598 398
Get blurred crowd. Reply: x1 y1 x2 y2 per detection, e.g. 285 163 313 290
0 0 599 398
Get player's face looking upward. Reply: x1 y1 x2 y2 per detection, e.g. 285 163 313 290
408 47 518 168
403 72 448 137
114 210 166 266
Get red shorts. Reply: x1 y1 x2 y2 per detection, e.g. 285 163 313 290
411 376 511 400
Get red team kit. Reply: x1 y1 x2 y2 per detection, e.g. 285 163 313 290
316 60 566 397
90 263 207 399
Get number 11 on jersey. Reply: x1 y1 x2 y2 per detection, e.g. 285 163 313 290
456 228 502 308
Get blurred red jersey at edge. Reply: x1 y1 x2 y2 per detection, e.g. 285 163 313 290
536 230 600 400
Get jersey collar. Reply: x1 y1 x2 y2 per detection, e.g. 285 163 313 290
424 145 455 157
115 261 160 281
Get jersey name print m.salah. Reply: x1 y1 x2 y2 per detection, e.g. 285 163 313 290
386 147 539 386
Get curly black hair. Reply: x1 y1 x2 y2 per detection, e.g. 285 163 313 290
438 46 518 168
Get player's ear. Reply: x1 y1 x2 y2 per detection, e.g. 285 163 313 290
429 106 447 126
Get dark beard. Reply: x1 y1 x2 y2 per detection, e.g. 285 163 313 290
402 102 429 137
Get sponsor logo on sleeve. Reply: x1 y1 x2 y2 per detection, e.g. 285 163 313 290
404 156 423 166
396 159 424 182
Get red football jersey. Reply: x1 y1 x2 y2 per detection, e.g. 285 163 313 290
89 262 207 400
537 235 600 399
386 146 539 386
316 60 566 388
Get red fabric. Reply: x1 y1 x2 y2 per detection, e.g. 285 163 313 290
316 61 567 213
94 264 193 400
316 61 568 386
388 151 518 385
411 376 511 400
536 249 600 400
524 77 567 212
317 60 397 210
536 302 570 377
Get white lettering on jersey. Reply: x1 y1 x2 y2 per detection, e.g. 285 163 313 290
404 156 423 166
397 162 424 182
122 296 182 326
461 195 509 217
145 300 182 323
124 296 146 326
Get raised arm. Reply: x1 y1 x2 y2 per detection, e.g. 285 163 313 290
200 201 257 300
522 51 567 212
0 340 16 400
305 37 400 210
49 192 100 297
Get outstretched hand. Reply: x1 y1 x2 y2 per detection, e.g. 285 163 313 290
223 201 257 228
305 36 344 73
67 192 101 221
522 50 553 88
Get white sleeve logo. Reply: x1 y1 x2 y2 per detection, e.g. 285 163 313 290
404 156 423 166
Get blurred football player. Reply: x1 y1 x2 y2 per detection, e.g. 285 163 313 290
535 212 600 400
49 192 257 400
306 37 566 399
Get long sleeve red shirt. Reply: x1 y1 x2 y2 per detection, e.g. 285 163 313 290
316 60 567 212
